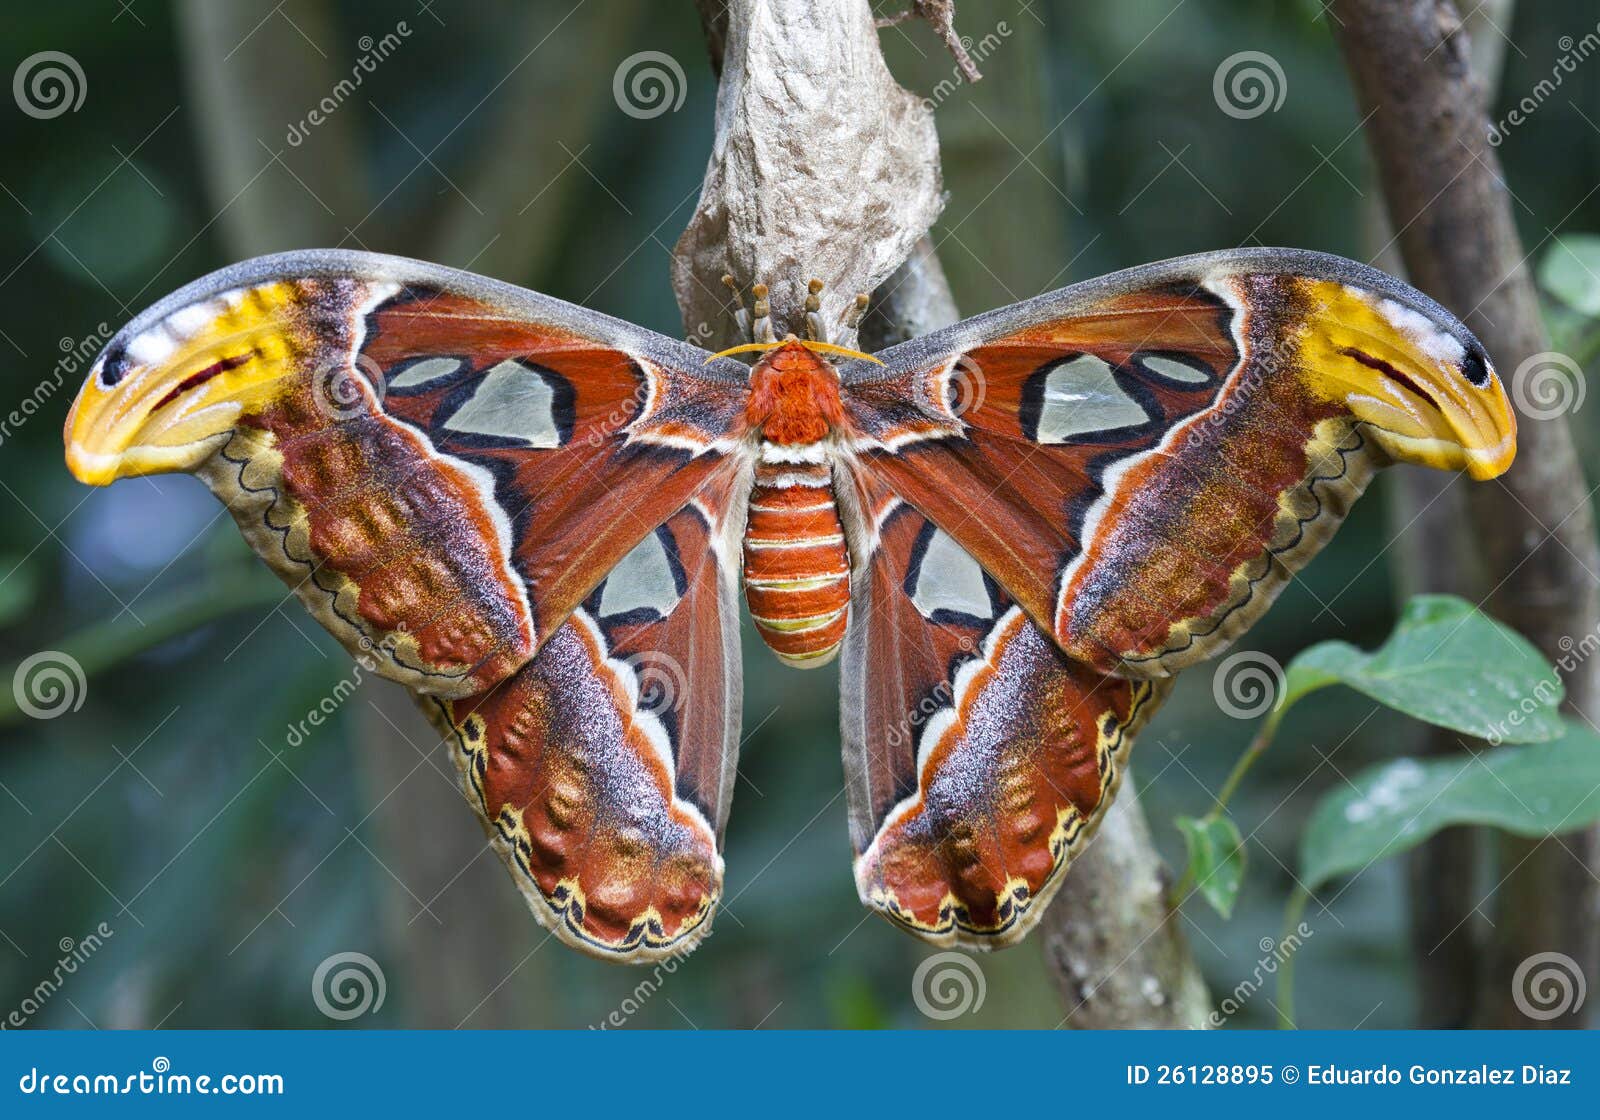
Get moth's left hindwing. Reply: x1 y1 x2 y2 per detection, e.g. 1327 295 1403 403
64 250 752 698
420 482 745 960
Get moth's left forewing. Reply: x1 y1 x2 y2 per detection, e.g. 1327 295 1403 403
842 249 1515 679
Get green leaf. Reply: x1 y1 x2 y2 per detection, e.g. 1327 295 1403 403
1279 594 1562 745
1176 813 1246 918
1299 722 1600 894
1539 234 1600 317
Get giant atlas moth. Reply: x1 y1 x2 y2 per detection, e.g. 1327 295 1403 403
64 248 1515 963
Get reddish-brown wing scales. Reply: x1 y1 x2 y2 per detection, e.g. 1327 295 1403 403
844 284 1240 675
63 252 751 962
845 263 1514 679
367 287 750 649
422 496 741 958
840 497 1167 943
233 357 537 697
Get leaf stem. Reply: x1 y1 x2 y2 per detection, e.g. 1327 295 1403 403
1171 708 1286 903
1213 707 1284 817
1276 888 1311 1029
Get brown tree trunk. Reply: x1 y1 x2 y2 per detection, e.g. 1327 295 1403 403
1333 0 1600 1029
1377 0 1513 1030
1041 794 1212 1028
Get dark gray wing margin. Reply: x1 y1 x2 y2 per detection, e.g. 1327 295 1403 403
841 246 1476 386
117 248 753 387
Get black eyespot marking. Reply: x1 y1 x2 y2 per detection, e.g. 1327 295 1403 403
1460 342 1492 388
99 341 132 387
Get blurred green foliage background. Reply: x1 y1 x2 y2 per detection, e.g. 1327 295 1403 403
1 0 1596 1029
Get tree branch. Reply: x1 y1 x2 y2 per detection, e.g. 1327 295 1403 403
876 0 984 82
683 0 1207 1028
175 0 365 255
423 2 646 279
1333 0 1600 1029
692 0 731 79
1042 793 1212 1028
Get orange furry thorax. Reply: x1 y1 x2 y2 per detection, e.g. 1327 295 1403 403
745 341 847 445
